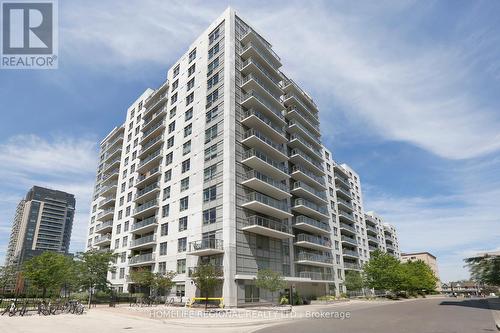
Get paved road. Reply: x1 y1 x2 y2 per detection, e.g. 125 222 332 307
256 297 498 333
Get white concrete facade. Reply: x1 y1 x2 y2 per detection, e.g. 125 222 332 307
86 8 400 305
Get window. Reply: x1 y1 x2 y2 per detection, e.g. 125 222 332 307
160 242 168 255
179 216 188 231
181 159 190 173
161 222 169 236
245 285 259 303
204 144 219 161
185 108 193 121
171 79 178 91
127 192 132 202
179 196 189 211
165 152 173 166
203 185 217 202
162 204 170 217
114 239 119 249
183 140 191 155
177 259 186 273
188 48 196 62
186 92 194 106
177 238 187 253
187 77 195 91
188 63 195 76
203 207 217 224
119 268 125 279
176 284 185 297
164 169 172 182
122 236 128 247
209 26 220 44
121 252 126 263
171 92 178 104
205 124 218 143
163 186 171 200
116 224 121 234
207 57 219 75
180 177 189 191
158 262 167 274
206 106 219 123
173 65 180 77
167 136 174 148
169 107 176 119
207 72 219 89
184 123 192 137
208 42 220 59
124 221 129 232
207 84 221 103
125 206 131 217
168 121 176 133
204 164 217 181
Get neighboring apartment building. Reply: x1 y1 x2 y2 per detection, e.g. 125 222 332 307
5 186 76 267
401 251 440 290
86 8 401 305
364 211 401 259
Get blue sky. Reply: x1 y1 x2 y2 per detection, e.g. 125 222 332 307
0 0 499 282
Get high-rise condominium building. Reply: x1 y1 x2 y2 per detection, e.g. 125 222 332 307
5 186 76 267
365 211 401 259
86 8 400 306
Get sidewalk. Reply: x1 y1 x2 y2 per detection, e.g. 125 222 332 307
487 297 500 331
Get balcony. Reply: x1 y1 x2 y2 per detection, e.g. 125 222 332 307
141 119 166 143
283 93 319 127
241 109 286 143
344 262 362 271
97 208 114 221
131 216 158 234
242 129 287 161
103 157 121 174
240 39 281 76
94 234 112 247
369 245 378 251
336 186 352 200
241 30 281 66
341 235 358 246
292 215 330 235
241 170 290 200
290 165 326 190
287 120 322 149
241 90 285 126
289 149 324 176
240 58 282 94
337 198 354 213
95 220 113 233
104 134 124 152
295 252 333 268
339 222 357 236
297 271 334 282
366 224 378 235
129 234 156 250
132 198 158 219
386 243 395 251
292 198 329 220
241 215 294 239
242 149 289 180
143 92 167 118
136 166 161 188
99 196 116 209
342 249 359 259
142 108 167 133
103 147 122 164
136 149 162 173
129 253 156 266
188 265 224 278
338 210 355 224
285 107 320 137
188 239 224 256
101 168 119 185
288 133 323 161
241 74 282 110
334 175 351 190
367 235 379 244
134 182 160 204
294 234 331 251
138 135 164 159
100 183 117 196
334 164 349 179
282 79 318 113
242 192 292 219
291 181 327 204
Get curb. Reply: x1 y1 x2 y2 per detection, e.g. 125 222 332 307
159 318 289 328
486 298 500 331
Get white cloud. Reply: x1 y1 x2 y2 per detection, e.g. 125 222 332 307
0 135 98 264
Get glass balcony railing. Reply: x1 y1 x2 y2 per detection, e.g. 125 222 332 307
95 234 111 244
289 134 322 157
286 106 320 131
246 192 289 212
244 129 285 154
97 208 114 218
284 92 319 121
295 234 331 247
366 225 378 233
341 235 358 245
367 235 379 242
189 239 223 252
242 30 281 62
138 149 162 168
342 249 359 257
242 74 282 102
339 222 356 233
136 167 161 184
291 165 326 187
241 41 280 70
245 215 291 234
133 198 158 214
293 215 330 232
242 109 285 136
288 120 320 143
242 90 284 121
130 234 156 247
243 149 288 174
139 135 164 155
135 182 159 199
289 148 324 171
129 253 155 265
293 198 328 216
296 252 333 264
241 58 281 86
292 181 327 200
142 119 166 138
297 271 334 281
132 216 157 231
245 170 288 192
344 262 361 270
96 220 113 231
339 211 355 221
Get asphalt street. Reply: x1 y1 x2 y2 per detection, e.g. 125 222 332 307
256 297 497 333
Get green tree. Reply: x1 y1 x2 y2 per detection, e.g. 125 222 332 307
465 254 500 286
254 269 287 305
129 268 155 295
191 264 223 310
152 271 176 297
23 251 72 298
344 270 364 292
363 250 403 293
75 250 117 308
400 260 437 294
0 265 17 295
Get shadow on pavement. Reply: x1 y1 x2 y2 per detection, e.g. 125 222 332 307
439 298 494 310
